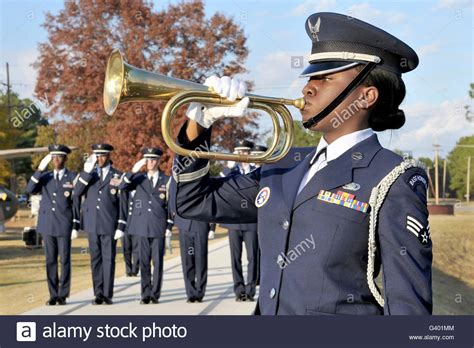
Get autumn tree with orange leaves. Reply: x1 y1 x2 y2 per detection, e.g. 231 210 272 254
34 0 257 173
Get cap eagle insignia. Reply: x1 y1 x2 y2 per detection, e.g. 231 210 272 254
308 17 321 41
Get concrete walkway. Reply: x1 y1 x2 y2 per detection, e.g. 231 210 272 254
22 238 257 315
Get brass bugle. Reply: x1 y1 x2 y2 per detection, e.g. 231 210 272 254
103 50 305 163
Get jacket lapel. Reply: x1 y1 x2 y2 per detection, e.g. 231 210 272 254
60 169 69 184
281 148 316 212
99 168 113 188
143 173 159 193
154 173 162 193
45 171 54 190
293 134 383 210
293 153 352 209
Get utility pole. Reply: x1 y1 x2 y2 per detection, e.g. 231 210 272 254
5 63 17 194
433 143 441 205
442 159 447 198
6 63 11 120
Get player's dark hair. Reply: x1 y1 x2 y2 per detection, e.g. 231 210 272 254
357 66 406 131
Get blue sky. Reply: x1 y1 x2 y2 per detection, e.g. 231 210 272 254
1 0 473 158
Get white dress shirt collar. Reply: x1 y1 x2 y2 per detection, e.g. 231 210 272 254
98 164 111 180
310 128 374 165
297 128 375 196
54 168 66 181
238 163 252 175
148 171 159 187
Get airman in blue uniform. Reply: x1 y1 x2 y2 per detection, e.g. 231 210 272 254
120 185 141 277
171 12 432 315
122 190 140 277
123 224 140 277
250 144 268 286
173 214 216 303
118 147 174 304
250 145 268 169
26 144 79 306
220 140 259 302
73 143 126 305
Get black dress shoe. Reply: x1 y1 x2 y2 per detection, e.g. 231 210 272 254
57 297 67 305
45 298 57 306
195 297 203 303
92 296 104 305
103 297 113 305
126 273 132 277
246 295 255 302
186 297 196 303
140 297 151 305
235 294 247 302
150 297 159 304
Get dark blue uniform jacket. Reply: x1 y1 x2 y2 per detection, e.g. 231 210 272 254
172 126 433 315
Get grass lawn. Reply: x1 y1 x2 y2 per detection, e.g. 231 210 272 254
429 214 474 314
430 214 473 288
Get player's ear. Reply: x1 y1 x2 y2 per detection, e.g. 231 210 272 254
360 86 378 109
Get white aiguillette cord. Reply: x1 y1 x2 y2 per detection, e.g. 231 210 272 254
366 158 426 308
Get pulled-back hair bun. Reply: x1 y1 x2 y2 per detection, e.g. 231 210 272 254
357 66 407 131
369 109 405 131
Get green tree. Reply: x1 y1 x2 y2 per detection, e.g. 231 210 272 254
0 90 48 190
447 135 474 200
0 101 19 186
465 83 473 123
266 121 322 149
292 121 322 147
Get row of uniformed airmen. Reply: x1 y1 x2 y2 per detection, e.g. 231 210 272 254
28 144 220 306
